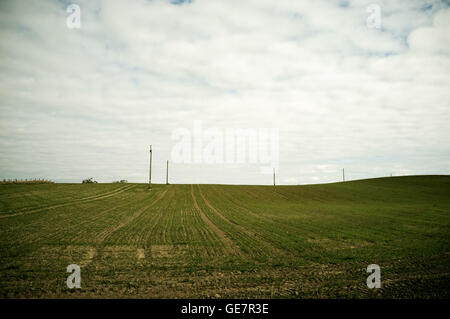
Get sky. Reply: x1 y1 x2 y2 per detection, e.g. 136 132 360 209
0 0 449 185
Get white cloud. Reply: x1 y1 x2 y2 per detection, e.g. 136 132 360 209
408 8 450 54
0 0 449 184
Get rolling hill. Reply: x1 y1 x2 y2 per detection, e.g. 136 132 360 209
0 175 449 298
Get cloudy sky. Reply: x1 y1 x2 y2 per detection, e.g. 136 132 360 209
0 0 449 184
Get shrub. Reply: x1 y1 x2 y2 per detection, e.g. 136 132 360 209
0 179 54 184
82 178 98 184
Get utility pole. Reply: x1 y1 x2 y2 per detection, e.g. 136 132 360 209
342 168 345 182
166 160 169 185
148 145 152 189
273 168 276 186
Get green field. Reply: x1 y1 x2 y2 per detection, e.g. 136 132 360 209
0 175 449 298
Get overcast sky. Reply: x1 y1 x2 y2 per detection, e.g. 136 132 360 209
0 0 449 184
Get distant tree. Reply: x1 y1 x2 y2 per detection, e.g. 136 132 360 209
0 179 54 184
82 178 97 184
112 180 128 183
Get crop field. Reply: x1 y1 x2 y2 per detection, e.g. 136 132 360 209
0 175 449 298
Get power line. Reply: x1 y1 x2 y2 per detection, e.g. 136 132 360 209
166 160 169 185
148 145 152 189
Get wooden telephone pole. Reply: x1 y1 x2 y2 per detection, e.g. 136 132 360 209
273 168 276 186
148 145 152 189
166 160 169 185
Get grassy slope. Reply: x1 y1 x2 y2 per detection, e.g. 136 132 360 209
0 175 448 298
